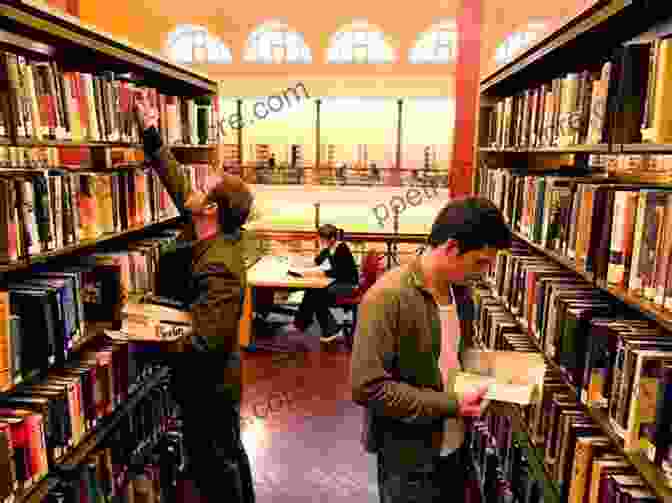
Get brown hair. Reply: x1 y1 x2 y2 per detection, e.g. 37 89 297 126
317 224 339 241
212 173 253 233
428 196 511 253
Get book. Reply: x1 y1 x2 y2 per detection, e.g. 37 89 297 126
455 350 546 405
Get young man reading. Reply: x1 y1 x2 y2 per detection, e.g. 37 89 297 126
350 197 511 503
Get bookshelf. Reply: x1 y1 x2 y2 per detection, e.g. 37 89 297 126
482 276 672 501
0 2 217 502
21 366 170 503
475 1 672 502
0 216 179 274
511 228 672 335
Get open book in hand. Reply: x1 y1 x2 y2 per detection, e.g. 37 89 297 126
455 350 547 405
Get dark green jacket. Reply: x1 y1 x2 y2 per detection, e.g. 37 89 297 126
350 257 475 469
142 127 253 401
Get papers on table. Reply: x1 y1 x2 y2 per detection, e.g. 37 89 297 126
253 256 317 279
248 255 334 288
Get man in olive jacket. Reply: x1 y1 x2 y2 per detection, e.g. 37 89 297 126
135 96 255 503
350 197 511 503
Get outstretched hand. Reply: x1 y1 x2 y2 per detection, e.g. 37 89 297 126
457 385 489 417
133 89 159 131
185 190 208 212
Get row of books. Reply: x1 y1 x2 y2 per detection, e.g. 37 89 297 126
0 159 219 263
0 50 219 145
483 242 672 454
479 165 672 301
0 167 174 261
473 400 658 503
0 352 165 502
472 246 672 489
468 414 553 503
482 37 672 148
43 373 180 503
538 375 659 503
471 285 559 502
0 228 183 390
468 418 517 503
472 285 663 502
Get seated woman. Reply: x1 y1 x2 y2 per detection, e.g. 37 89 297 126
293 224 359 344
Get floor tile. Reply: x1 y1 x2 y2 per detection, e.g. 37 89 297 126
178 336 378 502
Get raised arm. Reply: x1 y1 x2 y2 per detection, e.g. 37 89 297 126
135 94 192 215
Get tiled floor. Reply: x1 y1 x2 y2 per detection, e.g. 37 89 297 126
178 342 379 502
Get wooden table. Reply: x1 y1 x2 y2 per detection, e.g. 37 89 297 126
238 255 333 349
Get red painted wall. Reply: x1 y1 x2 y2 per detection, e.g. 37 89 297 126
450 0 481 198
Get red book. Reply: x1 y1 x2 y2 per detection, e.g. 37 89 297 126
0 416 30 483
0 410 48 480
75 73 90 136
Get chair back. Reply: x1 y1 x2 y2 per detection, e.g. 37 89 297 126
359 250 385 294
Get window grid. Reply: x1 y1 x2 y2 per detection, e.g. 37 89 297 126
328 23 394 64
408 24 457 64
352 31 369 64
245 23 312 64
166 25 231 64
270 31 288 63
494 24 546 65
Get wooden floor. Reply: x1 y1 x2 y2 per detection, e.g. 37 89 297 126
177 346 379 502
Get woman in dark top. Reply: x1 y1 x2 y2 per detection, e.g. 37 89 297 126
294 224 359 344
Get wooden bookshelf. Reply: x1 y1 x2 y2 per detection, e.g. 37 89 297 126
0 1 216 97
598 284 672 335
0 139 216 149
473 323 562 501
479 1 669 96
0 216 180 274
0 2 217 499
483 284 672 502
476 4 672 500
509 227 672 335
479 144 612 154
19 367 170 503
56 366 169 468
510 229 594 283
621 144 672 154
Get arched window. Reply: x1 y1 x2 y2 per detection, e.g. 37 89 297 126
327 19 396 64
494 20 547 66
409 19 457 64
243 20 312 63
166 25 232 64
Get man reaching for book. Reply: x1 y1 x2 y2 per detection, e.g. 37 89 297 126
134 92 255 503
350 196 511 503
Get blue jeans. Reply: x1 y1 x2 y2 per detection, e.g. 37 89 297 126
172 352 255 503
377 446 466 503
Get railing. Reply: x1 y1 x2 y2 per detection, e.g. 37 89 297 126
224 164 450 188
246 205 428 270
247 229 426 270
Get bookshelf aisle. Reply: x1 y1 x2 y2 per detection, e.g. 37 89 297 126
0 2 219 502
473 1 672 502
